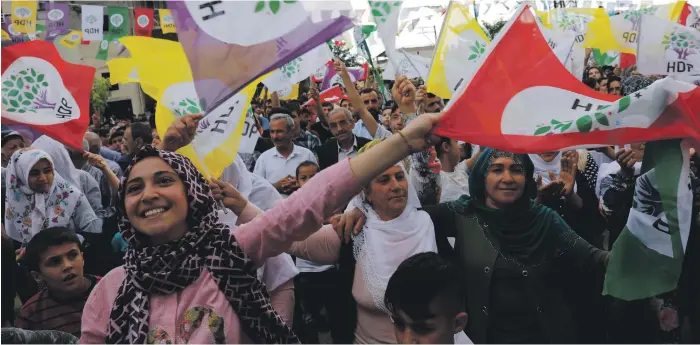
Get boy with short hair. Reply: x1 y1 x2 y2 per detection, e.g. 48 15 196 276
296 160 320 187
16 227 100 337
385 252 470 344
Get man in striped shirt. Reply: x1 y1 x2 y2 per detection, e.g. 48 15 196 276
16 227 100 337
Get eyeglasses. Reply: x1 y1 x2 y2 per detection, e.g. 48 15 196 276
363 99 379 105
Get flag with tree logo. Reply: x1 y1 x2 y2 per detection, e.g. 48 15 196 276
1 41 95 151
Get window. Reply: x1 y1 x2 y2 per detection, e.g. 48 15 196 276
102 72 119 91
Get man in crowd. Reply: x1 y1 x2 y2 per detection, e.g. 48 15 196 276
108 131 124 153
421 92 444 114
253 113 317 197
608 76 623 96
16 227 101 338
316 107 372 170
359 88 382 113
2 131 26 168
84 132 122 178
270 107 321 152
309 99 335 143
598 77 609 94
118 122 153 170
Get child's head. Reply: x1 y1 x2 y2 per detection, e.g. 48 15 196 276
25 227 85 296
296 160 319 187
385 252 468 344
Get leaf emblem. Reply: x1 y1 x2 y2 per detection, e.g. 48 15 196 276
576 115 593 133
594 112 610 126
534 126 551 135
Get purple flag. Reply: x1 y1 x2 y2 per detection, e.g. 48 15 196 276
168 1 355 113
321 62 368 90
45 3 70 41
2 14 30 46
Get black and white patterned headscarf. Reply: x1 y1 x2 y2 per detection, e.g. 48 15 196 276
106 146 298 344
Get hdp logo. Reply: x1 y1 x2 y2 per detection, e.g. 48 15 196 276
47 9 64 21
137 14 149 27
14 7 32 18
163 15 173 23
100 40 109 49
110 14 124 27
86 15 98 25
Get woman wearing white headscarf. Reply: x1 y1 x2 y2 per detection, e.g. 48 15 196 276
4 149 101 245
32 136 105 218
283 140 466 344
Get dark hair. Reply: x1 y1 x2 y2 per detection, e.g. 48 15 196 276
295 160 319 179
435 136 453 158
583 78 598 89
359 88 378 97
148 114 157 130
391 103 400 114
269 107 291 117
607 76 622 93
597 77 608 84
25 227 82 272
130 122 154 145
98 128 111 138
286 100 301 114
110 130 124 144
426 92 438 99
385 252 466 320
321 102 333 109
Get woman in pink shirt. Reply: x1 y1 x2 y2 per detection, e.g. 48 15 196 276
80 114 442 344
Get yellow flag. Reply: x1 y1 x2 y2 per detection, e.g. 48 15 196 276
538 8 608 46
426 2 489 99
584 1 686 54
10 0 37 34
278 83 300 100
1 30 10 41
110 37 258 179
58 30 82 49
159 9 177 34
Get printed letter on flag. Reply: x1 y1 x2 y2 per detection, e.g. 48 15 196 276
604 139 692 301
435 5 700 154
159 9 177 34
168 1 354 114
45 3 69 41
82 5 104 41
134 8 154 37
108 7 130 39
426 2 489 99
1 41 95 151
58 30 82 50
637 15 699 80
11 0 37 34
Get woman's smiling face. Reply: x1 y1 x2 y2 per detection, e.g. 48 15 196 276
123 157 189 244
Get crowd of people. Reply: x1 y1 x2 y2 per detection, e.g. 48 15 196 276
1 55 699 345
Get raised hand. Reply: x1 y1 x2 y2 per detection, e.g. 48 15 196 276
391 75 418 113
615 148 638 175
160 114 204 152
83 151 108 171
559 151 578 196
536 172 565 203
210 179 248 215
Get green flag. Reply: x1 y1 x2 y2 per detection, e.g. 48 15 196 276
96 35 111 60
353 24 376 45
603 139 692 301
107 7 129 38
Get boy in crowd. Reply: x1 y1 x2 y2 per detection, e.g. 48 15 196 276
385 252 469 344
16 227 101 337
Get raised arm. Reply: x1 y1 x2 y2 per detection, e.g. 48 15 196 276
335 58 379 136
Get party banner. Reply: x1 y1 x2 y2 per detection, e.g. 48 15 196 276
637 14 699 78
680 3 699 29
426 2 489 99
58 30 82 49
159 9 176 34
263 43 333 93
45 2 69 41
277 83 300 100
382 50 431 81
586 2 685 54
369 0 403 68
604 139 691 301
81 5 104 41
169 1 355 115
11 0 37 34
302 85 344 106
108 36 259 178
134 8 154 37
320 62 368 90
107 7 130 38
1 41 95 151
96 35 111 61
436 5 700 154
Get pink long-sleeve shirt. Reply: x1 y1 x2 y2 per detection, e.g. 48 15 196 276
80 159 360 344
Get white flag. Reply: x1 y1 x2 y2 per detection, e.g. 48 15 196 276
263 44 333 92
81 5 103 41
369 0 402 70
382 50 431 80
637 15 700 77
539 23 576 65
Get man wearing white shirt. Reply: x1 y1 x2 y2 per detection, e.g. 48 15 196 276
253 113 317 197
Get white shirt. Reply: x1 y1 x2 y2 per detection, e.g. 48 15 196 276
352 120 374 140
373 123 393 139
253 144 317 194
440 160 470 202
338 136 359 161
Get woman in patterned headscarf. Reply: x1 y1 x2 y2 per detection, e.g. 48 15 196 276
81 111 444 344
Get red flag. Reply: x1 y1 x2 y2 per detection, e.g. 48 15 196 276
1 41 95 151
302 85 344 106
134 8 154 37
435 5 700 154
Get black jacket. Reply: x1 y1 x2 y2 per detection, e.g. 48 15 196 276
315 135 372 170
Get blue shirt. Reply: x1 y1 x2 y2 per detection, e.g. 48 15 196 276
258 115 270 131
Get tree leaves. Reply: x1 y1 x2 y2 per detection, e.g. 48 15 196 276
37 74 44 83
17 78 24 89
23 92 34 100
254 1 265 12
576 115 593 133
595 112 610 126
534 126 551 135
618 96 631 112
24 76 35 83
269 0 280 14
3 80 13 87
7 89 18 97
9 100 19 108
30 68 37 77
